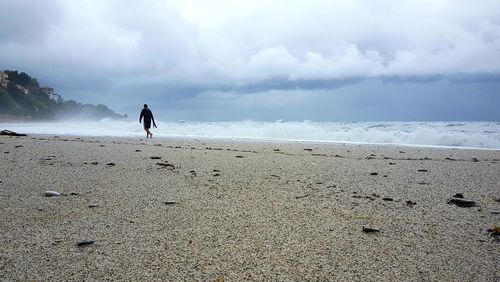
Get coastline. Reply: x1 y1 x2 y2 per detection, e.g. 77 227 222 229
1 134 499 280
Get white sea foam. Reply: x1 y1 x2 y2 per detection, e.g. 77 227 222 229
1 119 500 149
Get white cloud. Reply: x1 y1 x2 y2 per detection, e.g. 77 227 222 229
0 0 499 92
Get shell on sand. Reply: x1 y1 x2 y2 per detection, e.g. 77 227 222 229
44 191 61 197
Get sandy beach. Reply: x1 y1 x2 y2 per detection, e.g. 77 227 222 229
0 134 499 281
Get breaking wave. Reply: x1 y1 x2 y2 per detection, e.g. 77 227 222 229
1 120 500 149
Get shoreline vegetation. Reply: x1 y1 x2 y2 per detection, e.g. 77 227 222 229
0 70 126 121
1 134 499 280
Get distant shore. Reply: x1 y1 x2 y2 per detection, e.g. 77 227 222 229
0 134 499 280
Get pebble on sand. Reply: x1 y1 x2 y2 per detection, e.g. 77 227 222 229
44 191 61 197
362 227 381 233
77 240 95 247
156 163 175 169
447 197 476 207
406 200 417 207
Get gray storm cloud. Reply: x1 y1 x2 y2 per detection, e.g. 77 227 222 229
0 0 499 120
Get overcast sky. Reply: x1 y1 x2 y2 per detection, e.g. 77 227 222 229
1 0 499 121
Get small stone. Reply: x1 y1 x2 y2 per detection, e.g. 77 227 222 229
453 193 464 198
135 149 142 152
487 226 500 238
150 156 162 159
235 155 244 158
406 200 417 207
70 192 80 196
447 197 476 207
77 240 95 247
164 201 177 205
418 169 428 172
273 149 280 152
491 210 500 214
472 158 479 162
106 162 115 166
304 148 313 151
44 191 61 197
382 197 394 201
91 161 98 165
213 173 220 177
362 227 381 233
156 163 175 169
370 172 378 176
89 203 98 208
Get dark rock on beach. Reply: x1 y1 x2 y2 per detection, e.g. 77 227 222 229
0 130 27 137
447 197 476 207
156 163 175 169
406 200 417 207
362 227 381 233
77 240 95 247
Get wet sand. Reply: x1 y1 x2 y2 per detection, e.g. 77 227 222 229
1 135 499 281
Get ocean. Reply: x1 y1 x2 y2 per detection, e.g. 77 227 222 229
1 120 500 150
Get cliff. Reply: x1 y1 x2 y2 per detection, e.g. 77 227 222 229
0 70 126 120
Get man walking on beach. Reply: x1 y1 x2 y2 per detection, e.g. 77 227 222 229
139 104 157 138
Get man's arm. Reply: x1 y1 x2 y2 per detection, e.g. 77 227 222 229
139 109 144 123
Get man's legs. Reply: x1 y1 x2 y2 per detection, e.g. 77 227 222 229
145 128 153 138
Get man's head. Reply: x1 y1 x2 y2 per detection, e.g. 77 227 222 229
144 104 148 108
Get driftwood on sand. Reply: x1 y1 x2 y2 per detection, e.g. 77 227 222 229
0 130 27 137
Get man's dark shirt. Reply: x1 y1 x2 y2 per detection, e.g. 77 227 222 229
140 108 155 129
